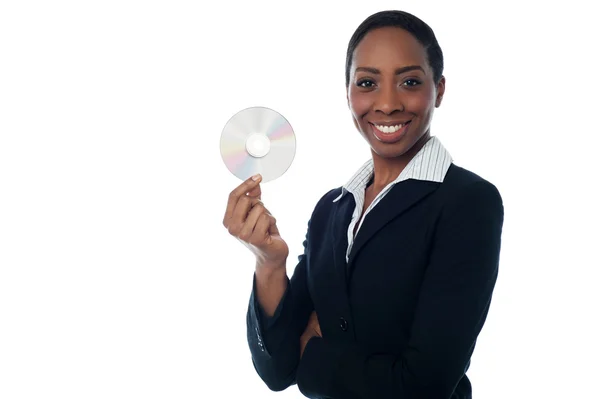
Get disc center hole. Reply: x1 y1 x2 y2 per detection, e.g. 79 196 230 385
246 133 271 158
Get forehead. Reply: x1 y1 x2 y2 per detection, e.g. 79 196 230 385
352 26 427 68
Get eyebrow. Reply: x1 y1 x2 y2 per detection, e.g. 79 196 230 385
355 65 425 75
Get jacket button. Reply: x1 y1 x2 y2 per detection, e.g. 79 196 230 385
339 317 348 331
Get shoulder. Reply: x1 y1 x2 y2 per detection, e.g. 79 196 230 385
439 163 504 215
443 163 496 189
300 186 343 227
311 187 343 213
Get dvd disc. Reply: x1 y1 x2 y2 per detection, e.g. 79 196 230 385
220 106 296 183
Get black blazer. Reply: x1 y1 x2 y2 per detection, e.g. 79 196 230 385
246 163 504 399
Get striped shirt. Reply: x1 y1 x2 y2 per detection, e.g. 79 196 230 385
333 136 453 261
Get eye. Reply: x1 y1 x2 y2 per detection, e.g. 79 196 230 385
356 79 376 88
403 79 421 87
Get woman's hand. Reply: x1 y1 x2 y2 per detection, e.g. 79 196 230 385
300 311 322 358
223 174 289 268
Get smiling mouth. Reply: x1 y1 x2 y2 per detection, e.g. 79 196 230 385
370 121 412 133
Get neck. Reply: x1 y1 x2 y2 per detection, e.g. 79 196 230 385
369 132 431 191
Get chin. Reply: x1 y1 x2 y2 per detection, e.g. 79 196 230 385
370 142 413 158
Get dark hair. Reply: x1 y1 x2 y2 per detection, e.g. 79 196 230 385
345 10 444 86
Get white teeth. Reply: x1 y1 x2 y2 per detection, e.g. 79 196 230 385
374 123 404 133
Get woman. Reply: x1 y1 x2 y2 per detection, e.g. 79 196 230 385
223 10 504 399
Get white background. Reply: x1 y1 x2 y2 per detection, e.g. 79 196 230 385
1 1 598 398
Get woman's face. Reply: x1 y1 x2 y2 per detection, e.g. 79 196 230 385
347 27 445 159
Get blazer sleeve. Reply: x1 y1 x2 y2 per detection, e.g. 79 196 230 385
246 219 315 392
296 180 505 399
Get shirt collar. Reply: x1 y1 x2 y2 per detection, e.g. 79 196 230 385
333 136 453 202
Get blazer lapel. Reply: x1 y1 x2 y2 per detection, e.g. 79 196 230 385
347 179 440 269
331 193 355 287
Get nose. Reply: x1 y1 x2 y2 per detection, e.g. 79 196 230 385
374 84 405 114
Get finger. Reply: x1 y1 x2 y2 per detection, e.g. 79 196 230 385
309 312 319 327
309 312 321 336
237 201 268 241
228 198 273 240
230 194 261 227
225 176 261 225
224 174 262 225
247 198 275 226
246 184 262 199
267 215 280 235
314 322 322 336
268 225 279 236
249 212 275 245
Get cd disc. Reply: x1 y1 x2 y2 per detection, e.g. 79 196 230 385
220 106 296 183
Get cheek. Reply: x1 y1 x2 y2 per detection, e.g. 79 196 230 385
406 91 433 114
348 91 370 119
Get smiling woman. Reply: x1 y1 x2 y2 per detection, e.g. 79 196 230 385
346 13 446 188
223 9 504 399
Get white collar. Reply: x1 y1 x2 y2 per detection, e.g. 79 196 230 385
333 136 453 202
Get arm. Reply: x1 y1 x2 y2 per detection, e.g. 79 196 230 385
246 220 315 392
296 181 505 399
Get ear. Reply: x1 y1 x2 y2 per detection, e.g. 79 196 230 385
435 75 446 108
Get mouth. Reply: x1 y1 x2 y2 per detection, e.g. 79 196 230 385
368 120 412 143
370 120 412 133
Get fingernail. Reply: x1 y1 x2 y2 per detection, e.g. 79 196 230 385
251 174 261 181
